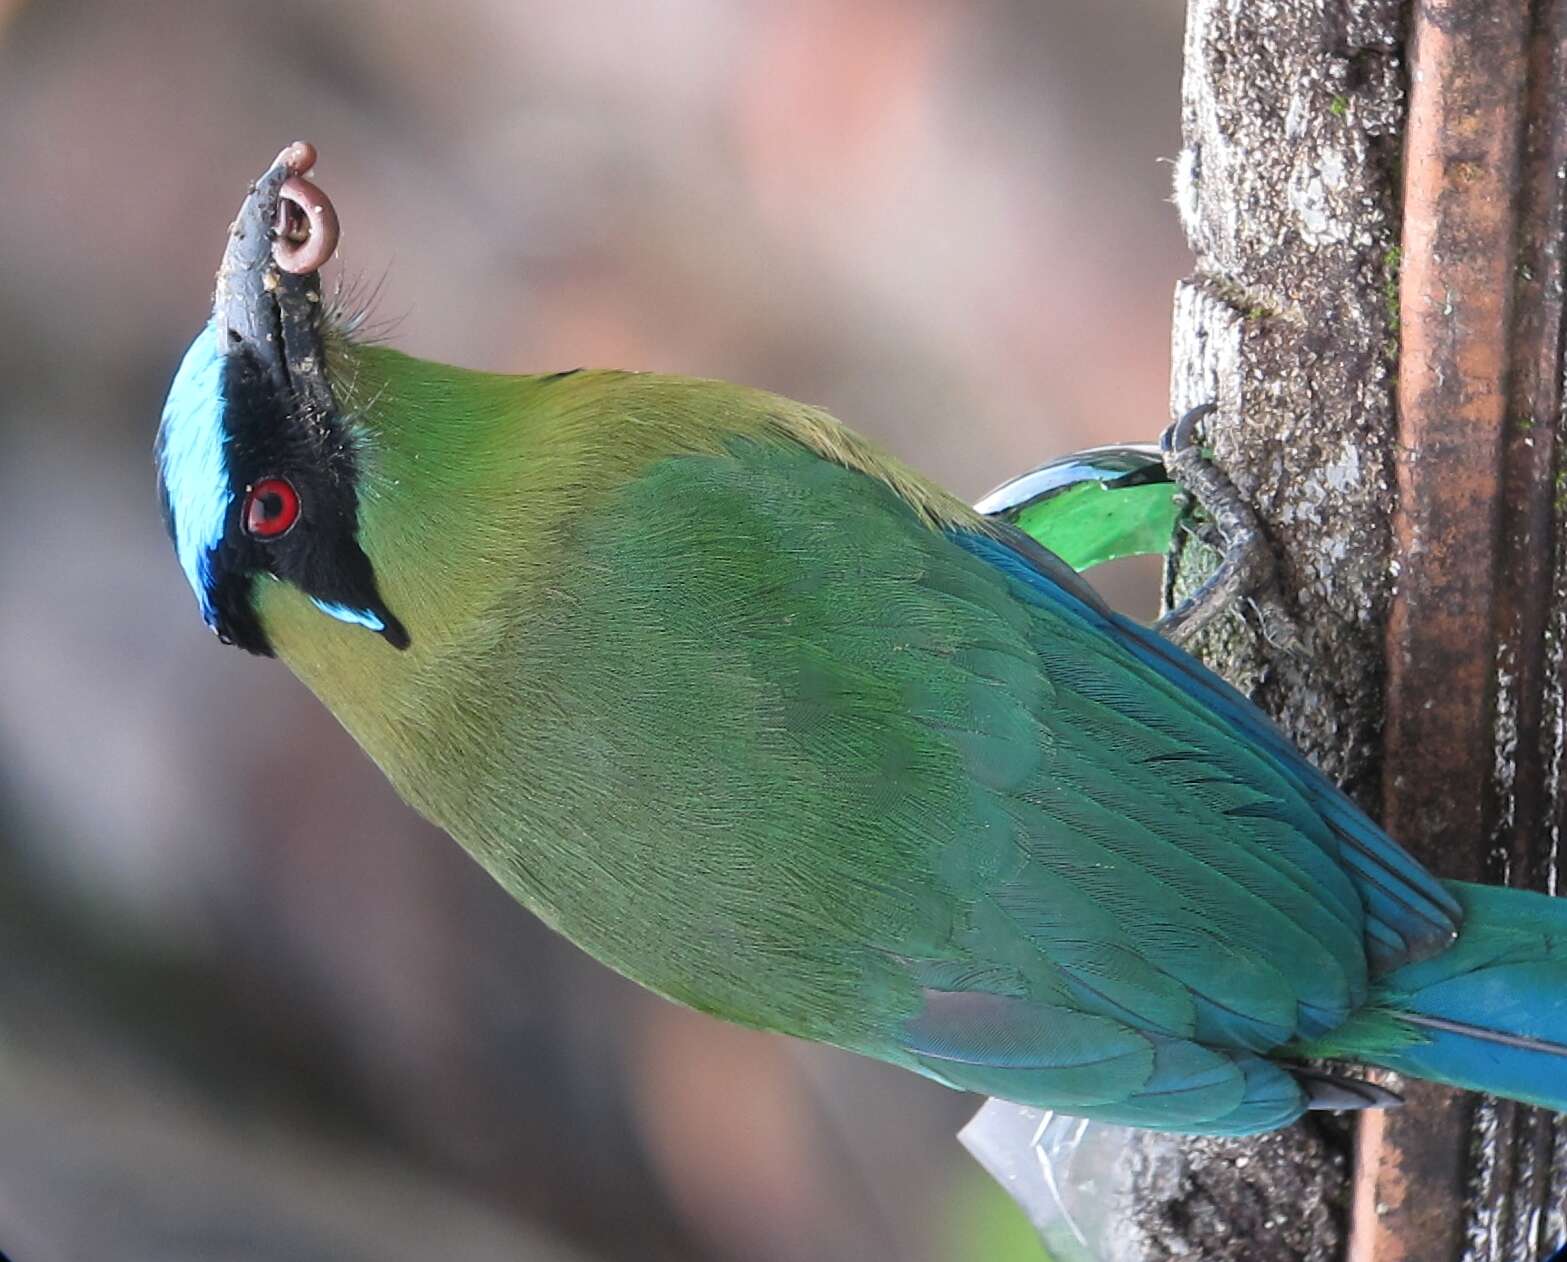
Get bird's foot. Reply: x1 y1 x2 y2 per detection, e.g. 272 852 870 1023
1296 1069 1404 1113
1154 404 1302 654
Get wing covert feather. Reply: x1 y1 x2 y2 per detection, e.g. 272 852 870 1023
553 436 1441 1132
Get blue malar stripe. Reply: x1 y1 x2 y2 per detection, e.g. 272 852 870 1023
311 598 385 633
158 322 231 623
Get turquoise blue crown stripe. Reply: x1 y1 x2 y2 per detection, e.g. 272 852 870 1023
159 324 386 638
158 322 231 624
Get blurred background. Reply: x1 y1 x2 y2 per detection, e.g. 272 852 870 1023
0 1 1187 1258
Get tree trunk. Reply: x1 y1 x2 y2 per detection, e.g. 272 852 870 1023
1135 1 1567 1260
1117 4 1404 1259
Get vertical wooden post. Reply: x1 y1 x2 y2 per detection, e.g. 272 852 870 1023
1353 3 1567 1260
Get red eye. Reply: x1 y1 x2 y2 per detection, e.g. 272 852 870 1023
243 477 301 539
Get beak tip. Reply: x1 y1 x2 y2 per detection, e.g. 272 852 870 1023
276 141 319 178
214 142 337 325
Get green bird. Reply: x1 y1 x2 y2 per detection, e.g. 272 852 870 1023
157 145 1567 1136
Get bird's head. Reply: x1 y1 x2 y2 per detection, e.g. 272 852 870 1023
155 143 408 656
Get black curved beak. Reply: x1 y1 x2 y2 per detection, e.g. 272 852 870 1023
213 142 337 425
199 144 409 656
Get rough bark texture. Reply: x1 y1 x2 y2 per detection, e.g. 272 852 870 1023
1130 1 1567 1260
1120 1 1408 1259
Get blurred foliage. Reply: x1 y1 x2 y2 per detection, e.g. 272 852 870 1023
946 1167 1054 1262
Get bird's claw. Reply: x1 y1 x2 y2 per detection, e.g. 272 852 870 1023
1154 404 1303 656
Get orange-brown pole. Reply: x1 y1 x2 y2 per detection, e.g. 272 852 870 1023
1351 1 1564 1258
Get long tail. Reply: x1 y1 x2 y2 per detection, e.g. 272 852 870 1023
1311 881 1567 1111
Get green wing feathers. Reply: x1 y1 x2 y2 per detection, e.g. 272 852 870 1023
474 435 1380 1132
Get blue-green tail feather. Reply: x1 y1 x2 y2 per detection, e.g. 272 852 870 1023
1310 881 1567 1112
935 525 1566 1125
